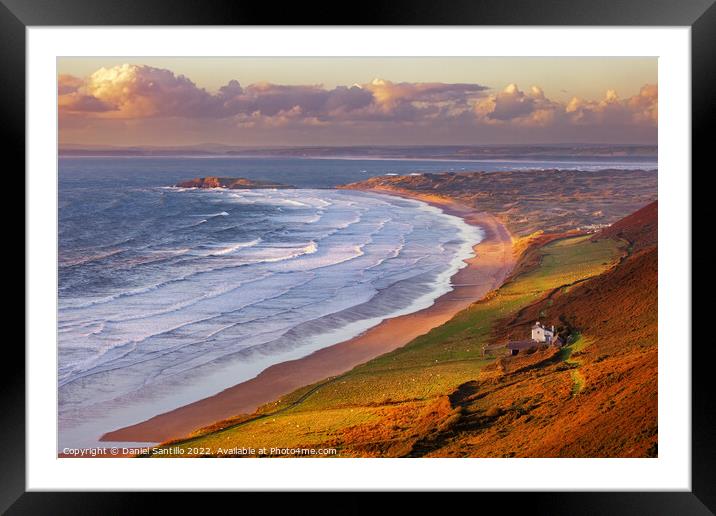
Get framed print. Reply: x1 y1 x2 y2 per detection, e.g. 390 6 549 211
7 0 713 511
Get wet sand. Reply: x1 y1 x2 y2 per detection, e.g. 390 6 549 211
101 190 515 443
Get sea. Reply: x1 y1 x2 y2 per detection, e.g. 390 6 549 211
57 155 657 449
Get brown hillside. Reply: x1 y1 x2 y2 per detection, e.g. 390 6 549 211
595 200 657 252
498 199 657 345
412 203 658 457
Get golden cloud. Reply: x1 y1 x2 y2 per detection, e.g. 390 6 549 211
475 83 658 129
58 65 657 137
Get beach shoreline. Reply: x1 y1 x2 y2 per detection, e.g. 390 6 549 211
100 190 515 444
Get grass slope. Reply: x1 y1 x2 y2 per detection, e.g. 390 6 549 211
150 233 624 457
419 201 658 457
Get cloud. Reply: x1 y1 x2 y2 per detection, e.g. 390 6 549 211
474 83 561 127
628 84 658 124
58 74 84 95
58 93 115 113
565 84 658 126
474 82 658 130
488 83 537 120
363 78 487 110
58 64 657 144
225 82 374 119
76 64 218 118
59 65 489 124
58 65 208 117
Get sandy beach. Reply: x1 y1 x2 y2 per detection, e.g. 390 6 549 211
101 190 515 444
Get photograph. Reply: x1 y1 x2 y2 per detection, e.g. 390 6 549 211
56 56 660 459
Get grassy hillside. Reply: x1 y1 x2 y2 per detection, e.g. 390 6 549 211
420 201 658 457
149 228 628 457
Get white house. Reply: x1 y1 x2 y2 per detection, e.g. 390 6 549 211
531 322 555 343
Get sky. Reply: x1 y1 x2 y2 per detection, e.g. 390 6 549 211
57 57 658 147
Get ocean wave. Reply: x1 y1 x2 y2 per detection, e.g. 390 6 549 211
59 239 316 311
107 248 199 271
59 271 321 384
62 277 377 385
143 247 192 257
60 272 205 310
185 219 207 228
59 248 126 268
59 236 397 384
84 271 276 326
277 199 309 207
58 188 486 438
245 240 318 263
194 211 229 217
202 238 263 256
365 237 405 271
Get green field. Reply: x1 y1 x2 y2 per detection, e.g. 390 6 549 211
149 234 624 457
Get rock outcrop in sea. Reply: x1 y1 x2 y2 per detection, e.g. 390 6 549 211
176 176 295 189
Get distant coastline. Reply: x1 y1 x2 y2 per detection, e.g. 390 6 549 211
59 143 658 161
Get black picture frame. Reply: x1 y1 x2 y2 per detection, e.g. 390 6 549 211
6 0 712 512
